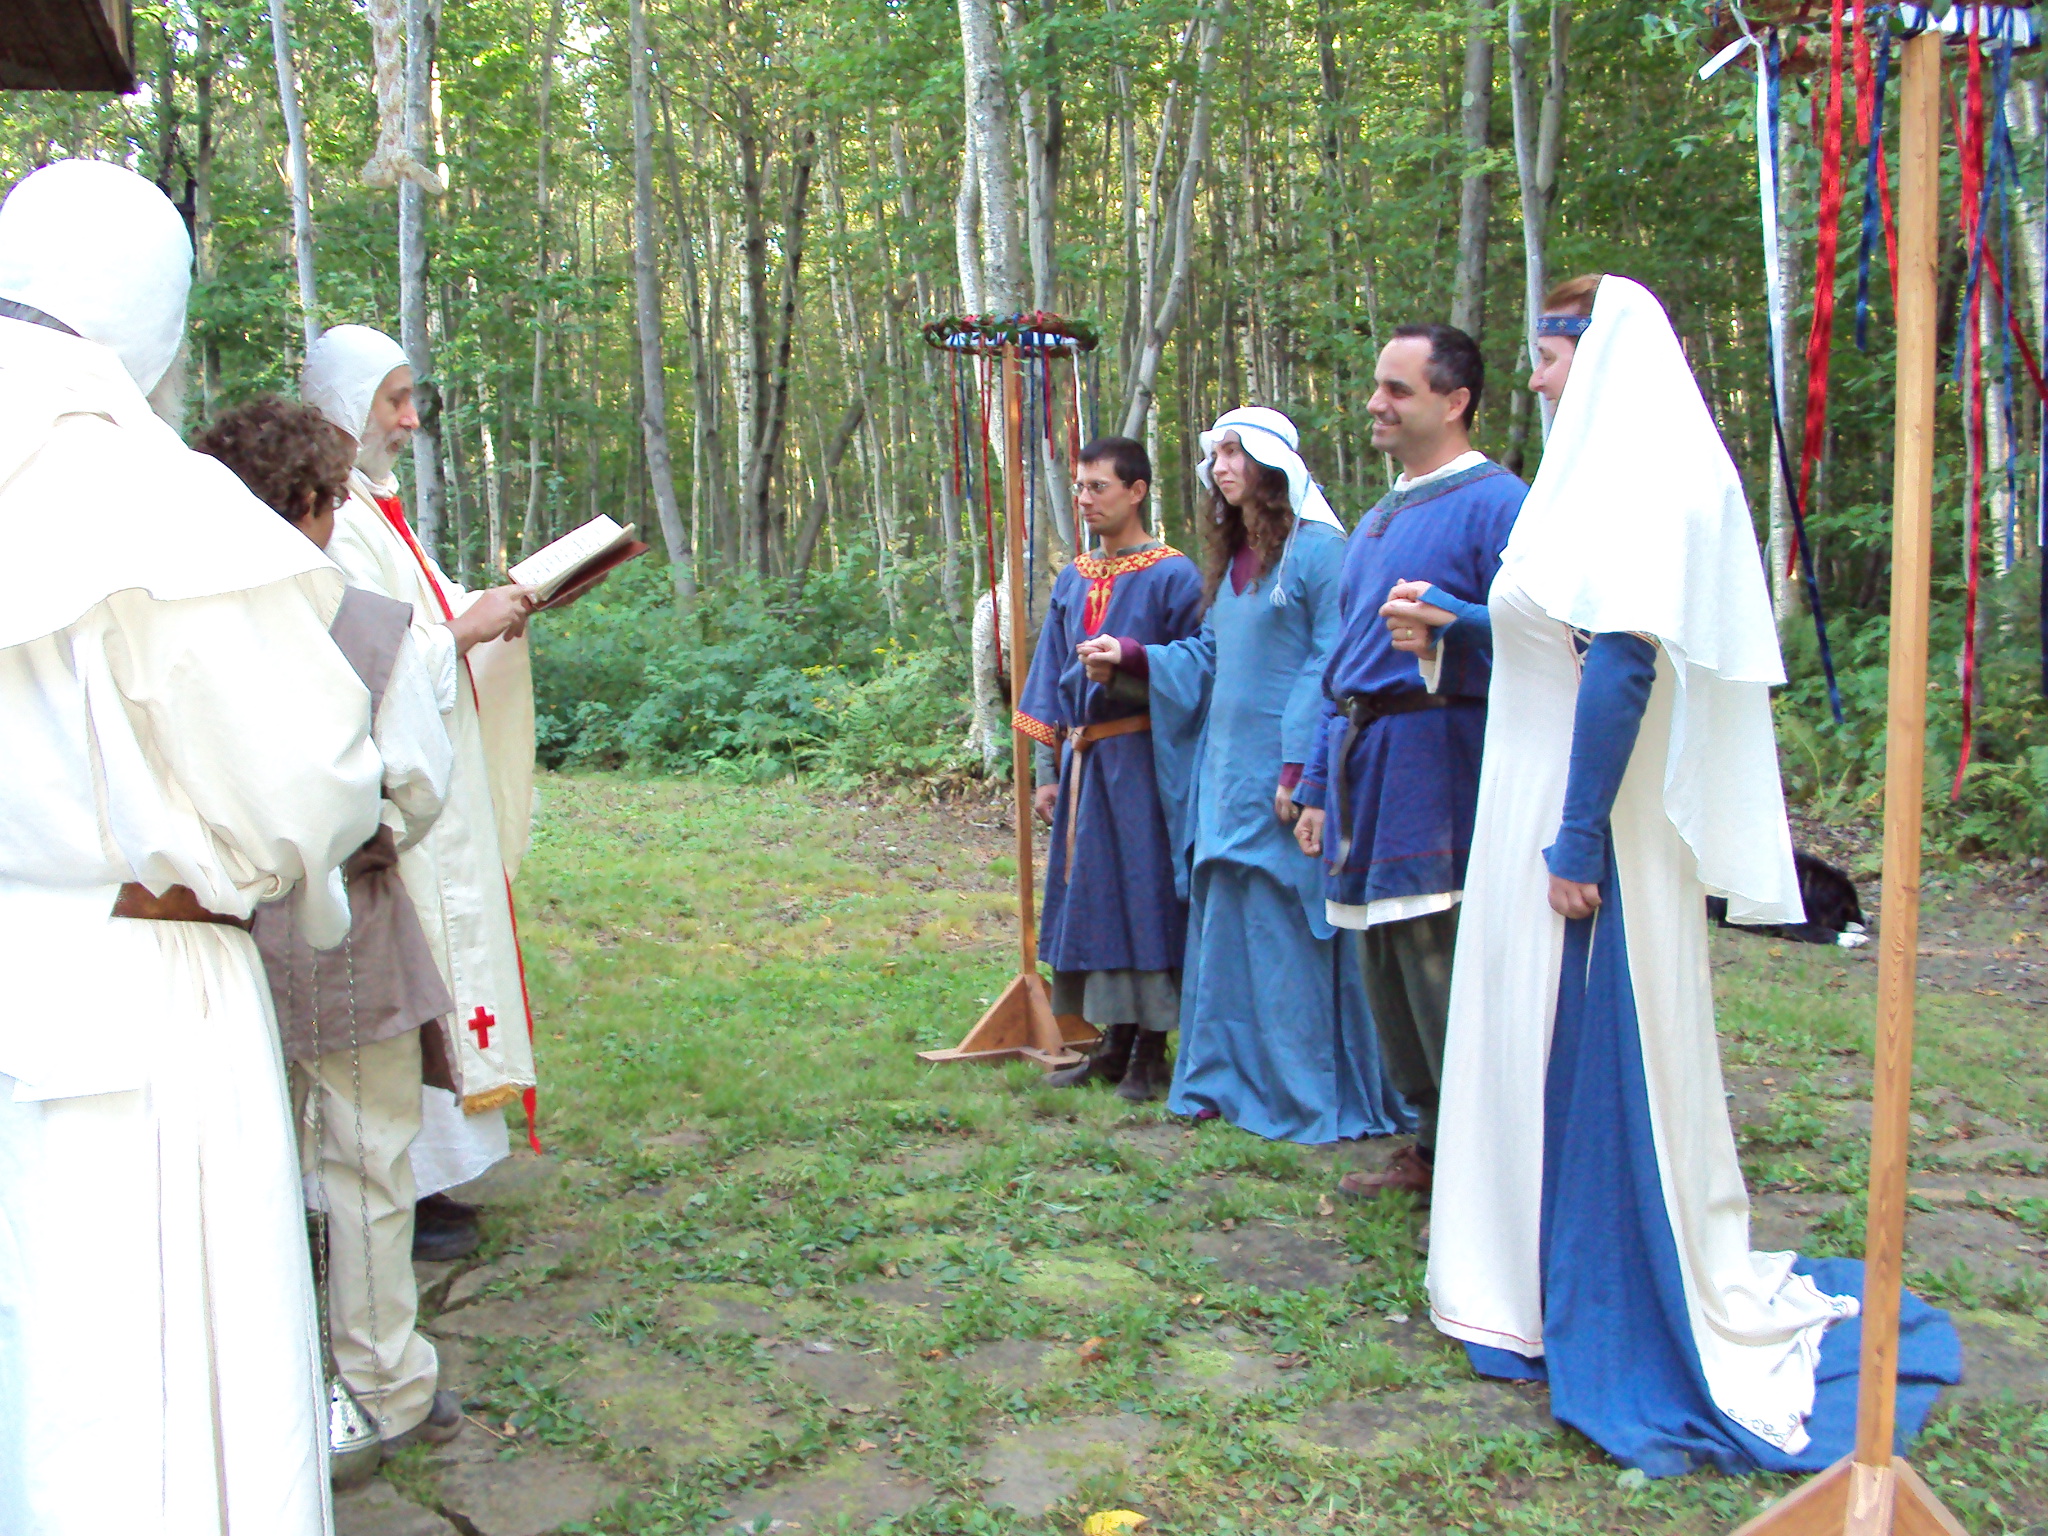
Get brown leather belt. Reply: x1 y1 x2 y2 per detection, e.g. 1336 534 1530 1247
1330 690 1475 865
1062 714 1152 881
111 882 254 932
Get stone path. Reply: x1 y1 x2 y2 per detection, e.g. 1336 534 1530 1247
330 1102 2048 1536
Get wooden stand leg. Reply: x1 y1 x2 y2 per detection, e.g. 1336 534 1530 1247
918 332 1098 1073
1729 31 1965 1536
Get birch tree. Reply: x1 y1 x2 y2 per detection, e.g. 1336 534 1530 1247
627 0 693 605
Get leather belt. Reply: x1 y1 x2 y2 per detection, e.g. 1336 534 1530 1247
1062 714 1152 882
111 882 254 932
1330 691 1469 865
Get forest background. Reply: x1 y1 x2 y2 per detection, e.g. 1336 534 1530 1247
4 0 2044 864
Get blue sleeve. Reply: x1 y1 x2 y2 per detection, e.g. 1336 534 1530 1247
1544 633 1659 884
1284 531 1346 769
1013 583 1072 745
1163 558 1206 642
1423 582 1493 693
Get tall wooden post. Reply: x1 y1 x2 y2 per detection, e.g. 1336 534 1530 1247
1005 341 1040 977
920 331 1099 1069
1732 28 1965 1536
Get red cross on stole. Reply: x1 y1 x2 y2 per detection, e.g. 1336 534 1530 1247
1072 545 1180 637
467 1006 496 1049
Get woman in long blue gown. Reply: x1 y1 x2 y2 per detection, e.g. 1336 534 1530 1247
1084 407 1410 1144
1417 276 1958 1476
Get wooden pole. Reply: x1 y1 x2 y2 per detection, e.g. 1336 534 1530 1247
919 331 1097 1069
1732 28 1965 1536
1006 340 1039 973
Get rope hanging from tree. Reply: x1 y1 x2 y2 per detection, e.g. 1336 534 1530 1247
358 0 446 195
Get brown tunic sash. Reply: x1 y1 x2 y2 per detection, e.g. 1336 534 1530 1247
252 587 454 1076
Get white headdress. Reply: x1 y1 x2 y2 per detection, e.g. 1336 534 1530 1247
0 160 193 392
302 324 411 443
1196 406 1343 605
1503 275 1800 919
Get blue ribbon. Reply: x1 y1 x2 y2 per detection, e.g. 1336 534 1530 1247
1855 12 1894 352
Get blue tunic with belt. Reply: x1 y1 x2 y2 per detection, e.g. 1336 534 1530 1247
1014 544 1204 975
1464 632 1962 1476
1142 523 1413 1143
1293 461 1526 907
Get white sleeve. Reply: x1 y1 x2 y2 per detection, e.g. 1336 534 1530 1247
414 614 461 716
97 580 383 947
374 631 455 850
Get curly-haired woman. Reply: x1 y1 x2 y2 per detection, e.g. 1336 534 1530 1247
1080 407 1410 1143
195 395 469 1453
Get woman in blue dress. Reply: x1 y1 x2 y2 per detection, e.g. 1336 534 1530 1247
1411 276 1957 1475
1080 407 1409 1144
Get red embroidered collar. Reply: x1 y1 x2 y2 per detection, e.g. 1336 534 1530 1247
1071 543 1183 580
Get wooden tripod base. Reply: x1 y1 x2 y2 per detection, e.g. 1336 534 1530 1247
1732 1456 1967 1536
917 971 1099 1069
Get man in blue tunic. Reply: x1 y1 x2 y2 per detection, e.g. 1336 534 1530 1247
1291 324 1525 1202
1015 437 1204 1101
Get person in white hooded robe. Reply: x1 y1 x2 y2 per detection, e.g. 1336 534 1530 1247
300 324 540 1260
1402 274 1960 1476
0 159 383 1534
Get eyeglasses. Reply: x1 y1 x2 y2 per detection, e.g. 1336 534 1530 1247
1073 479 1118 497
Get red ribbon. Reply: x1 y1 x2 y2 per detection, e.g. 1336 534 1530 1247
976 351 1004 679
1794 0 1850 566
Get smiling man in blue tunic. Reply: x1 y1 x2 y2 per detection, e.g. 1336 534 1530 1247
1014 437 1204 1101
1291 323 1527 1206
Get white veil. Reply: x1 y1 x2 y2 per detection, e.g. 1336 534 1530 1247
1503 275 1801 921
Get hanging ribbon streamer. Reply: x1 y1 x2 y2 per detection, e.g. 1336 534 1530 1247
1855 12 1897 350
1700 20 1847 724
1950 18 1989 795
1796 0 1850 527
977 349 1004 680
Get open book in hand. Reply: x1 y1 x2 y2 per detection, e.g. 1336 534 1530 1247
508 515 651 610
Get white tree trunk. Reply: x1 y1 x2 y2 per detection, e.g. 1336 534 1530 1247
1120 0 1227 438
521 0 563 558
627 0 694 605
268 0 318 349
397 0 445 552
960 0 1020 312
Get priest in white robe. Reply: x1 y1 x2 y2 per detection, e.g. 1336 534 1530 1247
302 324 541 1258
0 160 383 1535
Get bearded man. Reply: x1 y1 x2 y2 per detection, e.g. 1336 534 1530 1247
0 160 383 1533
302 325 540 1259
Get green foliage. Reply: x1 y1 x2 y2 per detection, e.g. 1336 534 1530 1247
531 557 974 785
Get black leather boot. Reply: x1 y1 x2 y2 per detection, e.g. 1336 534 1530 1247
1046 1022 1137 1088
1115 1028 1171 1102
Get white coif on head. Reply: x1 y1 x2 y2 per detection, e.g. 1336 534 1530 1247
1503 274 1800 919
1195 405 1343 530
0 160 193 392
303 323 411 443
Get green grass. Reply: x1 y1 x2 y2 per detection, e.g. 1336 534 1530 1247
451 772 2048 1535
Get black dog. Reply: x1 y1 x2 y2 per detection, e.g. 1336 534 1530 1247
1705 850 1866 947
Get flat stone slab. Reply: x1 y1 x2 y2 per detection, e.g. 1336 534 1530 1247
665 1280 827 1336
1156 1338 1285 1400
434 1446 629 1536
1105 1123 1191 1163
570 1345 786 1468
976 1412 1162 1518
845 1277 951 1313
1277 1381 1559 1458
720 1450 933 1533
1190 1224 1354 1293
446 1152 566 1209
953 1337 1069 1394
762 1339 906 1413
1926 1134 2048 1172
334 1479 459 1536
433 1276 622 1341
1952 1310 2048 1405
1014 1250 1165 1305
1904 1208 2046 1292
443 1236 587 1309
